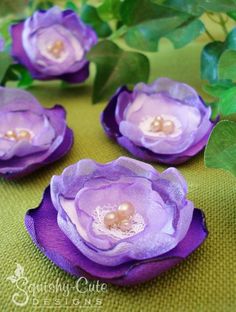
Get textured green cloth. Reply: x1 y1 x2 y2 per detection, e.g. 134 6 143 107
1 22 236 312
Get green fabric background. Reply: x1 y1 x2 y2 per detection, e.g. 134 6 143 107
1 19 236 312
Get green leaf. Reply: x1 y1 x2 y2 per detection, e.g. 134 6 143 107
0 0 28 17
65 1 79 12
219 50 236 81
166 19 204 49
81 5 112 38
201 28 236 83
205 120 236 176
87 40 150 103
1 64 33 88
120 0 191 51
151 0 204 16
203 81 236 98
218 86 236 116
35 1 53 10
201 41 225 82
121 0 172 26
228 11 236 21
153 0 236 14
200 0 236 12
97 0 121 21
0 52 12 84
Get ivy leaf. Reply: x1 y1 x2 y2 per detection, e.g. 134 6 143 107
81 5 112 38
35 1 53 10
153 0 236 14
151 0 204 16
120 0 191 51
217 86 236 116
201 41 225 83
219 50 236 81
87 40 150 103
200 0 236 12
124 15 190 51
166 19 204 49
1 64 33 88
201 28 236 83
97 0 121 21
65 1 79 12
203 81 236 98
0 52 13 85
228 11 236 21
205 121 236 176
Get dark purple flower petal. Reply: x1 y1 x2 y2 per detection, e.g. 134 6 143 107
25 187 207 285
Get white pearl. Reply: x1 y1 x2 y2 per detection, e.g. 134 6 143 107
104 212 119 228
48 40 64 58
117 202 135 220
4 130 17 140
150 116 163 132
18 130 31 141
119 219 132 232
162 120 175 134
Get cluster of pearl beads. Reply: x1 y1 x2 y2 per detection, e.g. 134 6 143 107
150 115 175 135
3 129 32 141
103 202 135 232
47 40 64 59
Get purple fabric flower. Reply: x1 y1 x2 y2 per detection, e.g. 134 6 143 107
0 87 73 179
25 157 208 285
101 78 217 165
10 6 97 83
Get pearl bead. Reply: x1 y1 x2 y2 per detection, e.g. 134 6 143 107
162 120 175 134
48 40 64 58
4 130 17 140
18 130 31 141
150 116 163 132
119 219 132 232
117 202 135 220
104 212 119 228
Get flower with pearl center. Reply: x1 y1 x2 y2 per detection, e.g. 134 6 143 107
0 87 73 179
11 6 97 83
101 78 217 165
25 157 208 285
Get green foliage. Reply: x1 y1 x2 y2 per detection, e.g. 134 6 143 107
0 0 28 17
201 29 236 83
152 0 236 14
97 0 121 21
0 52 13 84
87 40 150 103
80 4 112 38
205 121 236 176
120 0 197 51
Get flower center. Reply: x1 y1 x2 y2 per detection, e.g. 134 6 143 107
92 202 145 239
3 129 32 141
150 115 175 134
47 40 64 59
103 202 135 231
